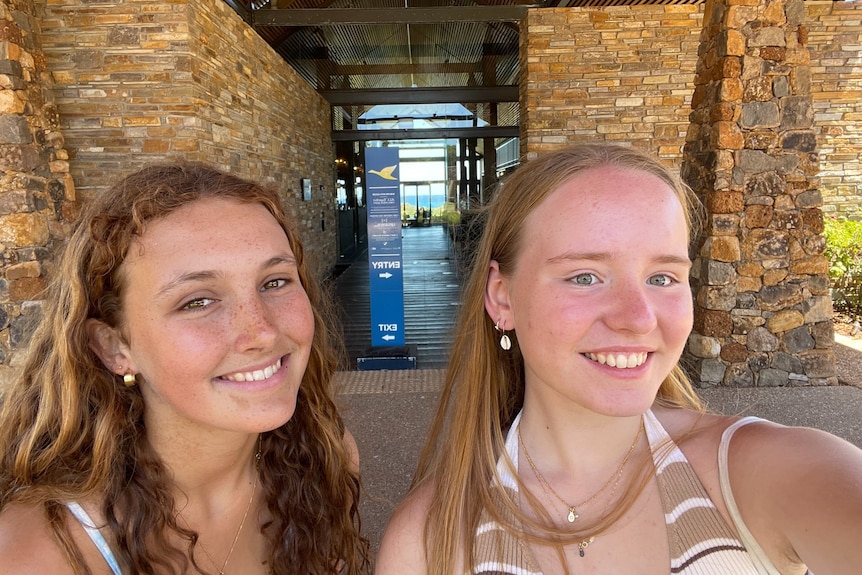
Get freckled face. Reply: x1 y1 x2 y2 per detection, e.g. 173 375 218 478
118 197 315 434
496 166 693 416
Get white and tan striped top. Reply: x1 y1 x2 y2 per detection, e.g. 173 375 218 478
472 410 791 575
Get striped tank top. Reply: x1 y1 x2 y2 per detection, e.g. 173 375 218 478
472 410 786 574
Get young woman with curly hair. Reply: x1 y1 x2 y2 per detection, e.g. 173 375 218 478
0 163 370 574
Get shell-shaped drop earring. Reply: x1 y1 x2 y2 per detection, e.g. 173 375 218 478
494 319 512 351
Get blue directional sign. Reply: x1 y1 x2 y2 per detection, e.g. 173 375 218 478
365 146 405 347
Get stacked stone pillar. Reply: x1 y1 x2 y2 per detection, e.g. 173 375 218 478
683 0 837 387
0 0 76 389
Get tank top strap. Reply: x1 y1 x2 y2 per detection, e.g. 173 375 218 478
66 502 124 575
718 417 783 575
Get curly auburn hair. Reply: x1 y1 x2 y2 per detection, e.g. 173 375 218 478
0 162 370 574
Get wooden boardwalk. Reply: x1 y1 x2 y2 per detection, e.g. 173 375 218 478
330 225 464 370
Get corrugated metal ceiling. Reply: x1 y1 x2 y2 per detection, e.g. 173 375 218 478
227 0 705 131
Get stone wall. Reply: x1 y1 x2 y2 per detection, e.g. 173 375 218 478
807 0 862 221
37 0 336 277
0 0 336 387
0 0 74 388
682 0 835 388
520 5 703 164
520 2 862 219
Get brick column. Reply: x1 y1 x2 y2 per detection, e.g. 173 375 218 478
0 0 75 390
683 0 836 387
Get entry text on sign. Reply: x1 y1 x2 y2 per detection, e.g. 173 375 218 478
371 261 401 269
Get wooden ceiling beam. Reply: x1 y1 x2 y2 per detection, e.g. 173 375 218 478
252 6 528 27
333 62 482 75
331 126 519 142
321 86 519 105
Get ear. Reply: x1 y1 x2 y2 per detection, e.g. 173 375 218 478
485 260 513 330
85 319 135 375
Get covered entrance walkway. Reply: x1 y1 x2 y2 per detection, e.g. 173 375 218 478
331 225 464 370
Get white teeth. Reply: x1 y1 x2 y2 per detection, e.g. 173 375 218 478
221 358 282 382
584 352 647 369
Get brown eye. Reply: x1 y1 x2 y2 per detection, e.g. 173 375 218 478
182 297 214 311
261 278 287 291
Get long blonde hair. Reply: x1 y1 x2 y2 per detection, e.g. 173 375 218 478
411 142 704 573
0 163 370 574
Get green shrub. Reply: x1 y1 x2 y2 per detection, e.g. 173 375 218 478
824 218 862 280
823 217 862 315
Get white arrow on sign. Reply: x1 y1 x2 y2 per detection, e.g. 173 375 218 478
382 334 396 341
379 272 393 279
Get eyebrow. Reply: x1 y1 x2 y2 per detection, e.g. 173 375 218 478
546 251 692 267
155 254 299 300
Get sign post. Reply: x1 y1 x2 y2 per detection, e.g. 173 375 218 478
358 146 416 369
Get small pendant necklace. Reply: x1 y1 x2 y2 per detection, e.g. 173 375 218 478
179 439 262 575
518 421 642 556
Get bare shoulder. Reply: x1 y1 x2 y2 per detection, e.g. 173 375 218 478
0 502 73 575
719 414 862 496
343 426 360 472
655 406 862 573
374 481 434 575
727 417 862 573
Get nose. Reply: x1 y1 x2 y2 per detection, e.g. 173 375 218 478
604 279 658 334
232 294 278 352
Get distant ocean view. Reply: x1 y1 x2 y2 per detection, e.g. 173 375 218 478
401 194 449 209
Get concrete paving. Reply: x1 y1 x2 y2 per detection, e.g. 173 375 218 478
336 362 862 553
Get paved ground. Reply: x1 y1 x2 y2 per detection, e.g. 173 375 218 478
337 338 862 554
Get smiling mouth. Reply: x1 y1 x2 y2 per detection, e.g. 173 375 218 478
219 358 283 382
583 352 648 369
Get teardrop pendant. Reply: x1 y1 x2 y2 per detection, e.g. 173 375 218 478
578 536 595 557
567 508 578 523
500 333 512 350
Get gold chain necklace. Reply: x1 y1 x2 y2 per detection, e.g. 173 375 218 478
519 421 642 524
180 441 262 575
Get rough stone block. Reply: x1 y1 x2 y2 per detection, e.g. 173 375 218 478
798 349 836 379
737 149 778 174
782 325 815 354
790 256 828 275
744 204 773 228
802 295 833 323
8 276 45 301
699 358 727 384
760 46 786 62
762 268 788 286
688 333 721 358
723 363 754 387
737 275 762 292
720 342 749 363
760 283 803 311
707 236 741 262
0 212 48 245
694 309 733 337
5 260 40 279
747 326 780 352
706 190 744 213
757 368 789 387
780 130 817 152
737 262 764 277
696 284 737 311
0 114 31 143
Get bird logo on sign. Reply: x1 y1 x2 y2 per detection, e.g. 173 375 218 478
369 164 398 180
